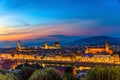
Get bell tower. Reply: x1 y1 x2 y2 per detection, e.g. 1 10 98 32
44 42 48 49
18 40 21 50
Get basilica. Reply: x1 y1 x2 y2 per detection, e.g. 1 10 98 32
42 41 61 49
85 39 113 54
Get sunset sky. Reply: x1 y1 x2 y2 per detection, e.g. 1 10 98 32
0 0 120 41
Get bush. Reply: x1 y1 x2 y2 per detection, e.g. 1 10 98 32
63 67 77 80
86 66 120 80
29 67 62 80
18 67 35 80
0 72 19 80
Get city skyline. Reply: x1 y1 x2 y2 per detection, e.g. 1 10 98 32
0 0 120 41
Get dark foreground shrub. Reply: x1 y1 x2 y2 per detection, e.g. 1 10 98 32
86 66 120 80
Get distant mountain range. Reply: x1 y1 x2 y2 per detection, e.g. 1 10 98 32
69 36 120 46
0 35 81 47
0 35 120 48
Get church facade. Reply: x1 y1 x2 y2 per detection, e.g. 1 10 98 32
85 39 113 54
42 41 61 49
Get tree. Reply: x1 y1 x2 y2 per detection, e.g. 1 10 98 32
63 67 76 80
65 67 73 73
31 63 43 69
86 66 120 80
63 73 76 80
11 53 15 60
29 67 62 80
15 63 31 69
0 72 19 80
15 63 43 70
18 67 35 80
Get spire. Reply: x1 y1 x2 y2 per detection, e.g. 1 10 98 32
18 40 21 49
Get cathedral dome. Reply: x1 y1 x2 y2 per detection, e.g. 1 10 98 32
54 41 60 47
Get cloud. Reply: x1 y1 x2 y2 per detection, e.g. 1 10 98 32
0 18 120 41
0 0 120 41
0 19 99 41
0 31 31 36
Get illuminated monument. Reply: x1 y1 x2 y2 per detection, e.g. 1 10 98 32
17 40 25 51
17 41 30 51
42 41 61 49
17 40 21 50
17 40 61 51
85 39 113 54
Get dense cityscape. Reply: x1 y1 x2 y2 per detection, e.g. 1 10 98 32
0 0 120 80
0 38 120 80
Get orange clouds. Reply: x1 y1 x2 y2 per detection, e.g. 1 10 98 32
0 19 99 41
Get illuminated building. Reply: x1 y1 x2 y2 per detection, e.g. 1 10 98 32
0 53 119 66
85 39 113 54
0 58 17 69
17 41 37 52
42 41 61 49
17 40 28 51
17 40 61 52
73 66 76 76
17 40 21 50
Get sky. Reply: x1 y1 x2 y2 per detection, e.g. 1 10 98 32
0 0 120 41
